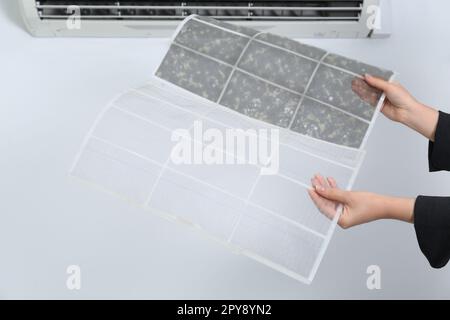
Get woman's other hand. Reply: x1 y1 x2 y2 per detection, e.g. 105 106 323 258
308 174 415 229
352 75 439 141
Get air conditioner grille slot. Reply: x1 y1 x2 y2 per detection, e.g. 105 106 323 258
35 1 364 21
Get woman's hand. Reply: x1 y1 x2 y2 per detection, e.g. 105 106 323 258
308 175 415 229
352 75 439 141
353 75 419 122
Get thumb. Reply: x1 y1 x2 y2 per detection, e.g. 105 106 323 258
315 186 350 203
364 74 391 92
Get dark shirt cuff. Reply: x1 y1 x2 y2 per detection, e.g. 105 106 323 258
428 111 450 172
414 195 450 268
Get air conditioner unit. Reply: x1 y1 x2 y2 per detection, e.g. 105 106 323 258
19 0 391 38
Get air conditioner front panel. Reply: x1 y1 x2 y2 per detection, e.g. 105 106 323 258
19 0 381 38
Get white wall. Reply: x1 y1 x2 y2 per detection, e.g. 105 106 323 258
1 0 449 299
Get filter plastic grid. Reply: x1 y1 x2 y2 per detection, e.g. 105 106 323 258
70 80 365 283
156 15 394 149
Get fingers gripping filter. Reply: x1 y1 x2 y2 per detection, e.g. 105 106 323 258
71 16 393 284
156 15 394 149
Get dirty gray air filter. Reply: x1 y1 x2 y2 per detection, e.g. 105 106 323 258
156 15 394 148
71 15 394 284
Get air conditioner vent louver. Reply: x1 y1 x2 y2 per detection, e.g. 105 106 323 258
35 1 364 21
21 0 384 38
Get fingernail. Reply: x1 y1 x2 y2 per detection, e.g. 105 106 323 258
315 185 325 192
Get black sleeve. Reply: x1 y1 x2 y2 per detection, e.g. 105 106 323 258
428 111 450 171
414 111 450 268
414 196 450 268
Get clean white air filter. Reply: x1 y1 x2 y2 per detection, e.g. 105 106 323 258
70 15 393 284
